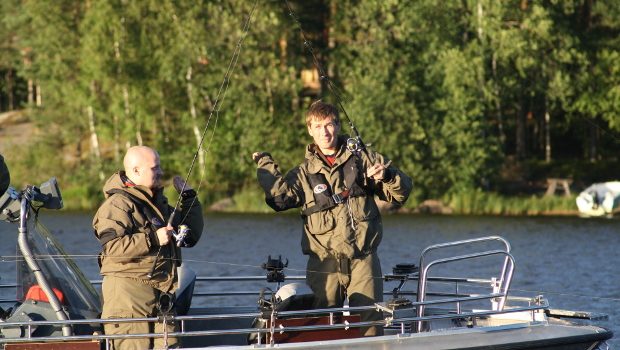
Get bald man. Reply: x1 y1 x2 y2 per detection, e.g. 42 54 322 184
93 146 204 349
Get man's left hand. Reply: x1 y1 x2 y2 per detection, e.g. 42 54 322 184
173 175 193 193
367 163 386 181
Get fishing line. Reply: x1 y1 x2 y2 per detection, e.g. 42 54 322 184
2 252 619 304
573 113 620 148
170 0 259 227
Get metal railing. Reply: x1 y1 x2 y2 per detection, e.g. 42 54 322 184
415 236 515 332
0 294 548 347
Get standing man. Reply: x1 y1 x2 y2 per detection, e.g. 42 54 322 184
93 146 203 349
252 100 413 336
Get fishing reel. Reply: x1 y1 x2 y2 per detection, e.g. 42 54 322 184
385 263 418 300
172 224 191 247
346 137 363 154
262 255 288 283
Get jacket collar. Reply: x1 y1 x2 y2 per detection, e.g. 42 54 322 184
103 171 166 221
305 135 353 174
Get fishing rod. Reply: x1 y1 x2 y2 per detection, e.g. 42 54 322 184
168 0 259 228
283 0 370 159
148 1 259 278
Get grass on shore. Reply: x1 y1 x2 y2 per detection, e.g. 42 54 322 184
57 184 577 216
443 189 577 216
217 187 578 216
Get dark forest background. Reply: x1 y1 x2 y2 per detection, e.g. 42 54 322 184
1 0 619 212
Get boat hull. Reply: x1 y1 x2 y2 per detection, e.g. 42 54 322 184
181 307 612 350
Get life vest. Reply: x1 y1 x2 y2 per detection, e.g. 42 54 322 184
302 155 369 217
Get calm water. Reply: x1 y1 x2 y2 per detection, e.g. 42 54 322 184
0 212 617 346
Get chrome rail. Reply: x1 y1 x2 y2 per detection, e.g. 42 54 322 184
417 236 511 305
415 236 515 333
416 250 515 332
0 294 548 345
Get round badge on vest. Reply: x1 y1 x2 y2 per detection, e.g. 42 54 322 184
313 184 328 194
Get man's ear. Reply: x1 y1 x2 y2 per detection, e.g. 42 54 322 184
307 125 313 136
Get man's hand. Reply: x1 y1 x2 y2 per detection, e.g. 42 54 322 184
173 175 193 193
252 151 270 164
156 225 173 246
366 161 392 181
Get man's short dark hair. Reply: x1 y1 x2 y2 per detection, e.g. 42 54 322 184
306 100 340 127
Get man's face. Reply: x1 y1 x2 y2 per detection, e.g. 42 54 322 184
307 117 340 152
135 151 163 189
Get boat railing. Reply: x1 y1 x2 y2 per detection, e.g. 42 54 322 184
0 275 511 304
415 236 515 332
0 292 548 346
417 236 511 298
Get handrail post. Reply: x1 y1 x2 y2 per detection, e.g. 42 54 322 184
17 194 73 337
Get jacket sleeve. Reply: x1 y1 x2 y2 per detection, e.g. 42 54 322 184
93 195 156 262
365 150 413 206
173 194 204 248
256 155 304 212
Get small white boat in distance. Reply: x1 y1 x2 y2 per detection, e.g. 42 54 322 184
576 181 620 217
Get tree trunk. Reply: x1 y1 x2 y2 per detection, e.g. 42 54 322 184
544 109 551 163
476 1 484 39
492 53 505 147
160 101 170 144
87 84 104 181
35 80 42 106
326 0 336 83
186 66 206 178
516 98 527 159
27 79 34 105
588 121 598 162
5 70 14 110
113 113 120 162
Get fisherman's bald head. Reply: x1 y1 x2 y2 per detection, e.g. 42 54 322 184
123 146 163 189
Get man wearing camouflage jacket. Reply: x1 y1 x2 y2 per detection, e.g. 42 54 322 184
93 146 203 349
252 101 412 336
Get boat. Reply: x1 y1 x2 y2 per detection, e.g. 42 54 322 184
0 178 613 349
576 181 620 217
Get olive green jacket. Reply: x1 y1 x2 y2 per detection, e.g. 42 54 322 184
93 172 204 293
0 154 9 195
256 137 413 259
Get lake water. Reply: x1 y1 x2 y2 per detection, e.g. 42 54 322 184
0 212 617 347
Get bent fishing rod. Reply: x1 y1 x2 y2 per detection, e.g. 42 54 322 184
148 0 259 279
283 0 371 159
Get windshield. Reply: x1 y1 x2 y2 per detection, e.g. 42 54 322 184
16 214 100 318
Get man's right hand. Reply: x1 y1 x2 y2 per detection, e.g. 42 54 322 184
252 151 270 164
155 225 173 246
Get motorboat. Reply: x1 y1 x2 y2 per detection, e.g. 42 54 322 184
576 181 620 217
0 179 613 349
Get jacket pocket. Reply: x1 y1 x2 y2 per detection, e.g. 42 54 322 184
305 211 336 235
349 196 379 221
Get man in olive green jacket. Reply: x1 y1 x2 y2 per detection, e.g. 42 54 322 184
253 101 413 336
93 146 203 349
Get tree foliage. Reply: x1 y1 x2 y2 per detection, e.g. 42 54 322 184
0 0 619 208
